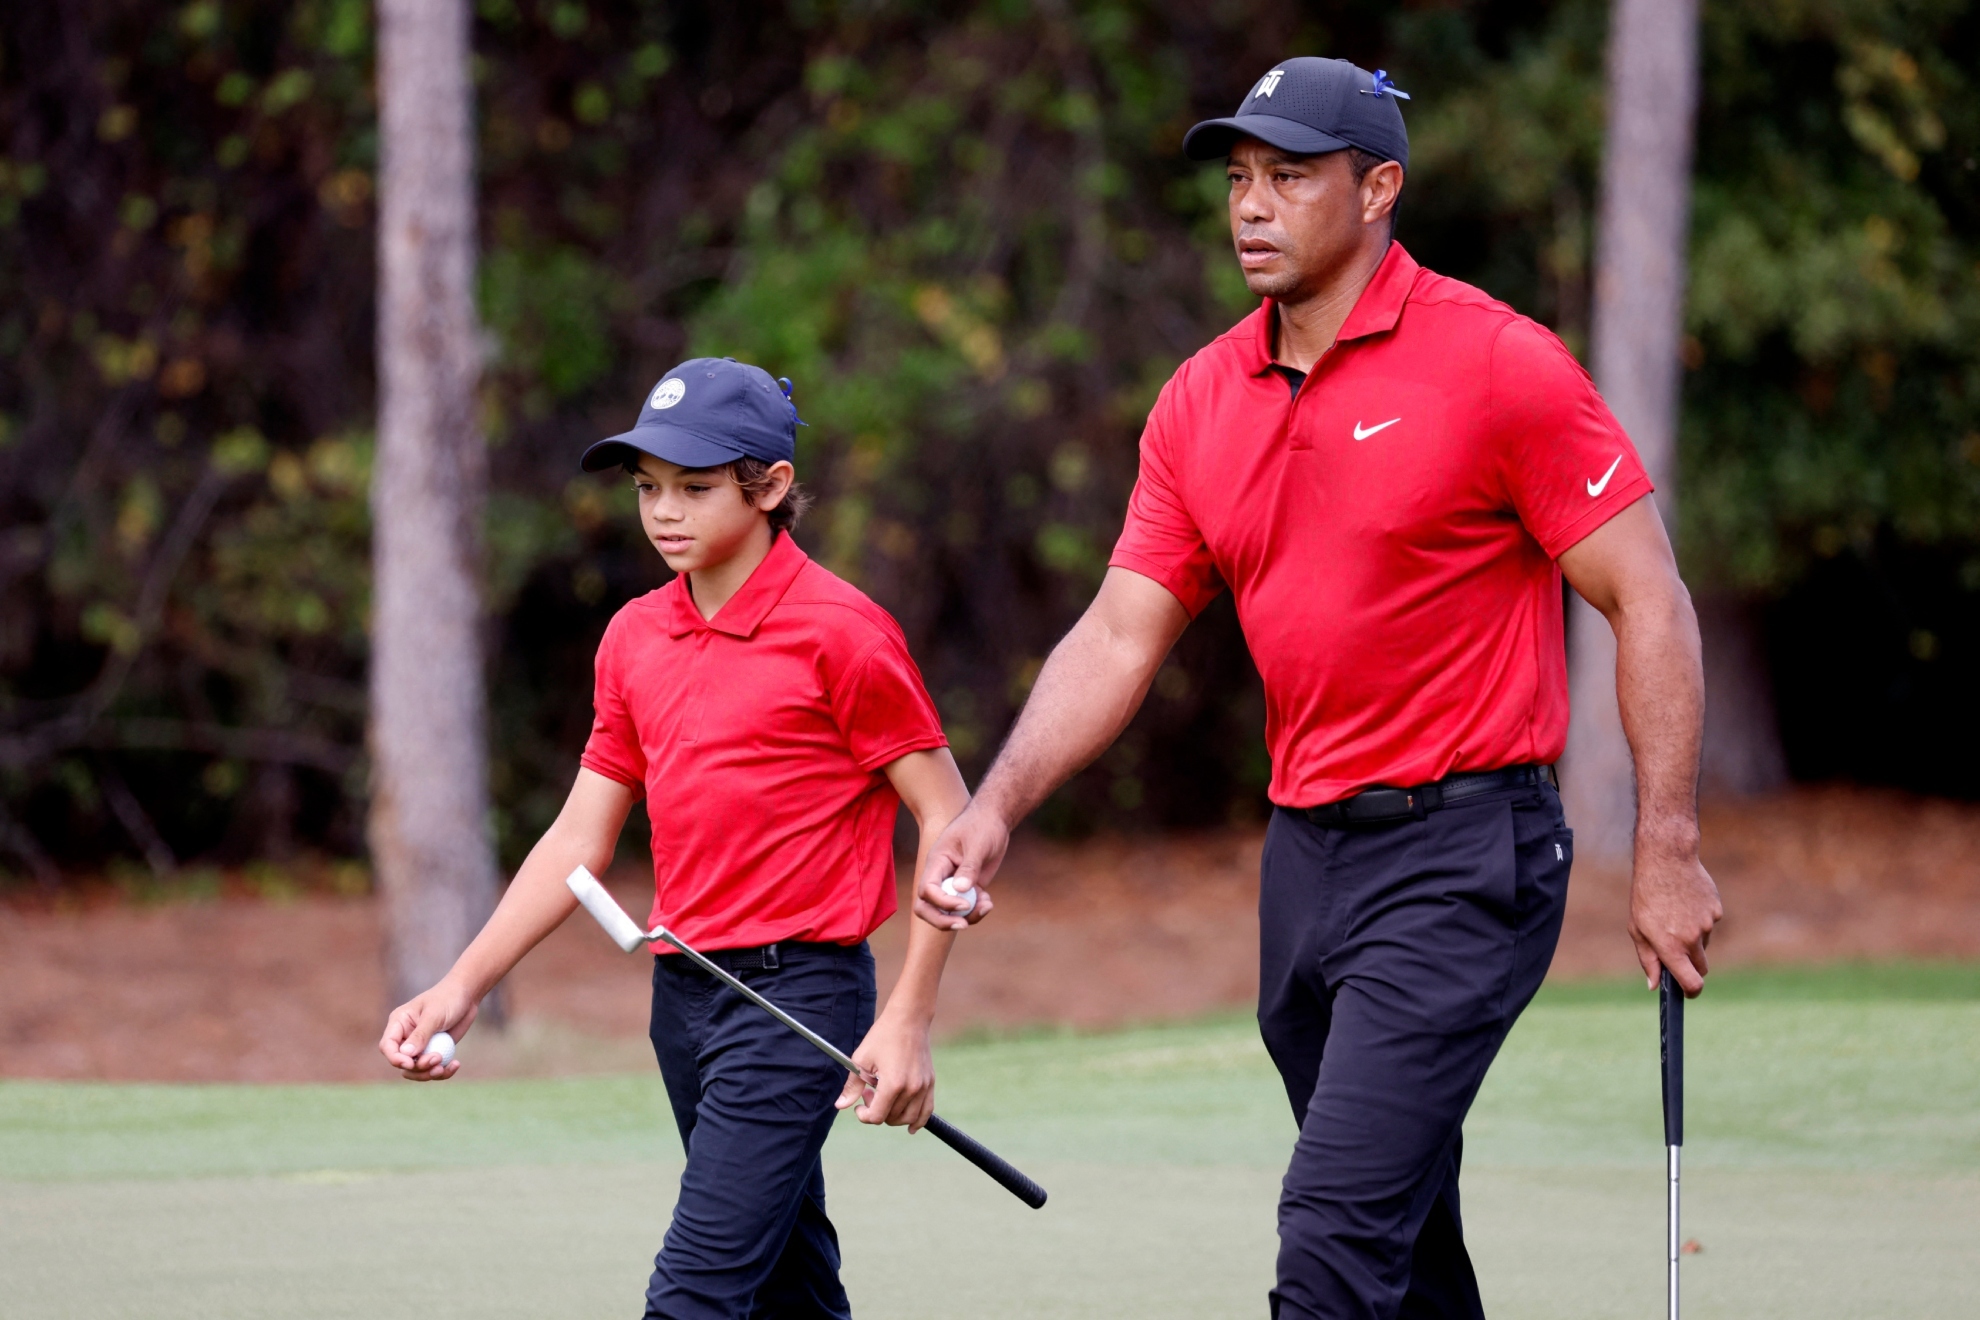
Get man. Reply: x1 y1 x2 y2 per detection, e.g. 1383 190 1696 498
917 56 1724 1319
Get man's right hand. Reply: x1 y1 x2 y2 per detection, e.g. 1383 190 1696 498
379 979 477 1081
913 799 1013 930
912 569 1192 933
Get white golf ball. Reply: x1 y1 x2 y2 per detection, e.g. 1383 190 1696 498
421 1031 456 1066
939 877 978 917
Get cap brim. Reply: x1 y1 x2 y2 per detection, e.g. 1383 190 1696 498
580 426 748 473
1182 115 1354 161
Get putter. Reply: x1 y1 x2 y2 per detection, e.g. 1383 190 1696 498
1661 968 1684 1320
564 866 1047 1209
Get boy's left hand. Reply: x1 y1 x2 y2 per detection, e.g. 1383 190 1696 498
835 1013 935 1131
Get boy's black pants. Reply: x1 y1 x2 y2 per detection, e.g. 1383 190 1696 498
1259 780 1572 1320
646 941 876 1320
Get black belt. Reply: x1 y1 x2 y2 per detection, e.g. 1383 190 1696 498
1300 765 1555 828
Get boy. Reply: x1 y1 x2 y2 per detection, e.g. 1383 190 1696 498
379 356 975 1319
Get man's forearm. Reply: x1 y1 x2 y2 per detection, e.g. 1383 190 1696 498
1558 498 1722 990
976 585 1182 823
913 569 1188 927
974 640 1140 822
1613 577 1705 857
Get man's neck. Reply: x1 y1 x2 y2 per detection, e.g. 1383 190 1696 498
1271 239 1392 373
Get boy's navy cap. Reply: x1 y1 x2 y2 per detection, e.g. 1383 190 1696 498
1183 57 1410 169
580 357 802 472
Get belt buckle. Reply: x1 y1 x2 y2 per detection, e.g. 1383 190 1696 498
1347 787 1415 823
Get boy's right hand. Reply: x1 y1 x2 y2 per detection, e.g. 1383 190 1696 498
379 980 477 1081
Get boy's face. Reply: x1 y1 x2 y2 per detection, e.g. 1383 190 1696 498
629 454 792 575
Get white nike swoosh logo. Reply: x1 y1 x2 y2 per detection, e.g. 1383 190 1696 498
1353 418 1401 441
1586 455 1623 497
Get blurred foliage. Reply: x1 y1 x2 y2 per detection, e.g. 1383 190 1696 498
2 0 1977 881
1681 0 1980 591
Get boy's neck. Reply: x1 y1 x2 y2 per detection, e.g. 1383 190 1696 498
687 520 777 621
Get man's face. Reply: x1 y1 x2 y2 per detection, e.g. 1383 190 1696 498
1226 140 1399 303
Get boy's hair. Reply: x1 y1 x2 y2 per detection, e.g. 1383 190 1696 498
626 455 814 533
731 456 813 533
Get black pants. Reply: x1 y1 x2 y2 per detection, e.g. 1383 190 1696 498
645 941 877 1320
1259 781 1572 1319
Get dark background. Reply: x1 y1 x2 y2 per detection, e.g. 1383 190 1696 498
2 0 1977 880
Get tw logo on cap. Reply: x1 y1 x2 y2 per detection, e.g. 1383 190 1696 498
1254 69 1285 99
650 378 686 410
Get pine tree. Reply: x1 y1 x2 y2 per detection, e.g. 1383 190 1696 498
1566 0 1704 865
370 0 502 1010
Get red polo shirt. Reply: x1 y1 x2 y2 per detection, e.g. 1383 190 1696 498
581 532 947 950
1111 243 1652 807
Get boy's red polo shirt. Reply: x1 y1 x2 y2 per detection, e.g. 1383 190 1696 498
581 532 946 951
1111 242 1653 807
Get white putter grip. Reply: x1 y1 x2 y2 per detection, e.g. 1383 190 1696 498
565 866 650 953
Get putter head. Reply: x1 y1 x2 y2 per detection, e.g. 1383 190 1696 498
565 866 651 953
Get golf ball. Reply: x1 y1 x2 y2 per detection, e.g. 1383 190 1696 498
939 877 978 917
421 1031 456 1066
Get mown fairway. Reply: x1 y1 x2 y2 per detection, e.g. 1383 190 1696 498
4 964 1977 1318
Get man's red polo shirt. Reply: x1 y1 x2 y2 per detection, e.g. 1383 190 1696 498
580 532 947 950
1111 242 1653 807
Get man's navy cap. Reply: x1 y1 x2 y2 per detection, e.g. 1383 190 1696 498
580 357 803 473
1183 57 1410 169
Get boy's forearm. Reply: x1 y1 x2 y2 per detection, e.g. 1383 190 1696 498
881 909 956 1025
440 833 596 1002
438 770 637 1003
877 754 968 1025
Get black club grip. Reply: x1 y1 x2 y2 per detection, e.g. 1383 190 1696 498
1660 968 1684 1148
924 1113 1048 1209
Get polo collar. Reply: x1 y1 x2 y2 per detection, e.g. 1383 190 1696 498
1248 240 1418 377
666 531 809 639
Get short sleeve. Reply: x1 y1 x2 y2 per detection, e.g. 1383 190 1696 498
579 614 647 791
1489 317 1655 558
830 629 948 772
1108 380 1226 616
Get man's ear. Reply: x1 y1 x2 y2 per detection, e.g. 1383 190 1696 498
1362 160 1404 228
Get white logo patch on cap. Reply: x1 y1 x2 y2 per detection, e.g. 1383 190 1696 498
650 378 686 410
1255 69 1285 99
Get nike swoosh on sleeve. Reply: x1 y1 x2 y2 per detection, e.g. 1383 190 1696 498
1586 455 1624 497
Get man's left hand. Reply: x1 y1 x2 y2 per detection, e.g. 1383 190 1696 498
1628 846 1723 997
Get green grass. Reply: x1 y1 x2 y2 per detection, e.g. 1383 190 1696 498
4 963 1979 1317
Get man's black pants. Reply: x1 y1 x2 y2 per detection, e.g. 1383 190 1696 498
1259 780 1572 1319
645 941 876 1320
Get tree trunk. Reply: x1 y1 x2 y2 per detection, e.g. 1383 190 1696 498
1697 593 1788 795
370 0 501 1012
1564 0 1701 865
